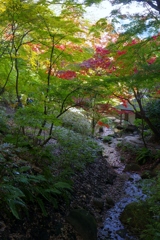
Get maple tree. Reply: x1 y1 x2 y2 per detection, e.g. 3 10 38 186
76 17 160 139
0 0 159 142
0 0 105 143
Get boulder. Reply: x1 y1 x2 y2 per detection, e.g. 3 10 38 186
120 201 152 235
66 208 97 240
122 136 143 147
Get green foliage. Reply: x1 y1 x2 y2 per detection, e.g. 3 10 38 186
117 142 136 154
145 99 160 132
0 118 102 219
120 174 160 239
102 136 112 143
120 201 152 235
100 117 109 124
140 174 160 239
136 147 152 165
59 108 92 135
52 126 101 171
0 106 9 134
0 142 72 219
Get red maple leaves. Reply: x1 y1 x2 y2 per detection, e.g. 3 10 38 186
80 47 112 74
147 56 157 65
56 70 77 80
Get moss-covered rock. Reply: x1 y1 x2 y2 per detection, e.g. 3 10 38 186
120 201 152 235
66 208 97 240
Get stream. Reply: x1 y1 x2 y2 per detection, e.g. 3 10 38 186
97 128 147 240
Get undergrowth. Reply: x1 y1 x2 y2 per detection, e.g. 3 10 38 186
0 123 101 219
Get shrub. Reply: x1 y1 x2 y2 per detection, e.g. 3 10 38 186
59 108 92 135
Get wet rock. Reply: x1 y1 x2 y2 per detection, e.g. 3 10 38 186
117 138 123 141
122 136 143 147
124 163 141 172
66 208 97 240
92 198 104 210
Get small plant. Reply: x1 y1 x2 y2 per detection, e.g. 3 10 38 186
122 142 136 153
102 136 112 143
136 147 152 165
116 142 123 148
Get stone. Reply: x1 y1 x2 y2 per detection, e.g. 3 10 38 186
92 198 104 210
122 136 143 147
66 208 97 240
105 197 115 207
116 138 122 141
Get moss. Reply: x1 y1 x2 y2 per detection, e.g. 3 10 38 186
120 201 152 235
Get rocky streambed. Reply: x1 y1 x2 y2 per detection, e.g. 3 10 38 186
97 128 148 240
98 173 147 240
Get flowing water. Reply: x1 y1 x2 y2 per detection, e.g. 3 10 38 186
97 127 147 240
